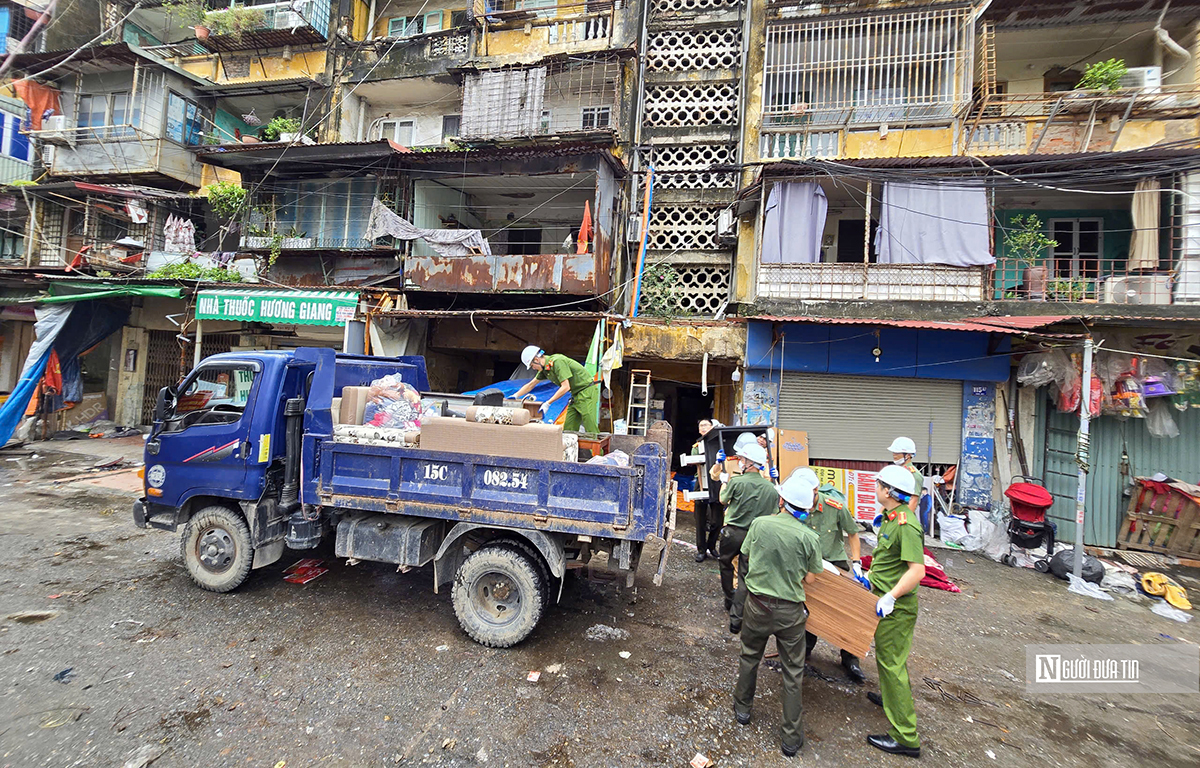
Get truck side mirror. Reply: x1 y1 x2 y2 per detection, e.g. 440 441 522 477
153 386 174 422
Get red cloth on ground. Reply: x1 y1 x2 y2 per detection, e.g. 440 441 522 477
862 547 961 593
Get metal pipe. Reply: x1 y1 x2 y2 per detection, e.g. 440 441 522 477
193 318 203 368
1072 335 1094 579
367 0 378 40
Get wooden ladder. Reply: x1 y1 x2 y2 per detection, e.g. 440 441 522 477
626 369 652 436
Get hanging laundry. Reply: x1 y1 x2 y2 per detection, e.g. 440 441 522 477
163 214 197 253
364 198 492 257
12 79 61 131
126 201 149 224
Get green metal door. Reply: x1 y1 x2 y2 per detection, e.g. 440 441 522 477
1041 394 1200 547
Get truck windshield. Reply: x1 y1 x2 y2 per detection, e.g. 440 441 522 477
165 365 256 430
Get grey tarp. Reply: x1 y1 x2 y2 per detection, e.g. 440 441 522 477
875 182 994 266
760 182 828 263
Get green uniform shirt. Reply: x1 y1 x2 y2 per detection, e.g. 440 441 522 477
868 503 924 597
719 470 779 528
806 486 857 563
907 464 924 500
535 354 593 395
741 512 824 603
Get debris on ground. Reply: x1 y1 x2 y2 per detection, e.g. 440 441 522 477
442 738 456 749
545 663 562 674
52 667 74 683
1150 601 1193 623
436 645 449 652
476 747 488 762
6 609 59 624
1067 573 1114 601
526 671 541 682
618 651 631 659
584 624 630 641
283 559 328 584
121 744 168 768
690 753 712 768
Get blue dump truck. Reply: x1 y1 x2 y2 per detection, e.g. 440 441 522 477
132 347 675 647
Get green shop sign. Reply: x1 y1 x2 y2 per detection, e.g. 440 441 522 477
195 289 359 326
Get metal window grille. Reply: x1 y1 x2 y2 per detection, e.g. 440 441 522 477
763 6 975 128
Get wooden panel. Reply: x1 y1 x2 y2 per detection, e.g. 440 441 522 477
804 568 880 659
776 429 809 479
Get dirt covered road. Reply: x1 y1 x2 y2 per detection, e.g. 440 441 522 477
2 441 1198 768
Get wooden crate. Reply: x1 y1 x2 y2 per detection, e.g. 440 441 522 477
804 569 880 659
1117 479 1200 558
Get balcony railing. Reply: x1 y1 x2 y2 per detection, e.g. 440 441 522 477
757 263 989 302
201 0 331 52
345 28 472 82
964 85 1200 154
759 129 840 160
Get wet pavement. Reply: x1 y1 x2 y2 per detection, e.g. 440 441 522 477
2 441 1199 767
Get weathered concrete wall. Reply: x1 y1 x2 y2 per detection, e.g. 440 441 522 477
622 321 744 363
44 0 103 51
178 50 328 85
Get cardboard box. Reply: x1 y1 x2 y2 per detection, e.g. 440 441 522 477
776 429 809 479
59 392 108 430
803 568 880 659
419 417 565 461
339 386 370 426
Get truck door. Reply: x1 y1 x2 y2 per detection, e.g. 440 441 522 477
145 360 261 508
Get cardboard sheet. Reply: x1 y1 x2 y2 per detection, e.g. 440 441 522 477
420 417 564 461
803 568 880 659
339 386 370 426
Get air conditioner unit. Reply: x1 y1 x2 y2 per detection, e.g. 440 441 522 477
627 212 644 243
274 10 305 29
1104 274 1173 305
716 206 736 244
1119 66 1162 93
40 114 73 144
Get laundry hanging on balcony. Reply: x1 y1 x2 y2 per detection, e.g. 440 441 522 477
1128 177 1161 271
364 198 492 257
875 182 993 266
12 79 61 131
460 67 547 140
163 215 196 254
761 182 827 264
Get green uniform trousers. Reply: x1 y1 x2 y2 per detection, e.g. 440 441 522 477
563 385 600 433
874 591 920 748
717 525 749 619
733 592 808 750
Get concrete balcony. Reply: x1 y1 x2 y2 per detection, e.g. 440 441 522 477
963 85 1200 155
344 29 473 82
757 263 990 303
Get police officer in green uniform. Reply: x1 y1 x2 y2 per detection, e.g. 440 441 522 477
794 468 867 683
709 440 778 633
862 464 926 758
514 345 599 434
732 470 824 757
888 436 924 508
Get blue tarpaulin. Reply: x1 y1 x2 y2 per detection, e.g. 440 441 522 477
462 379 571 424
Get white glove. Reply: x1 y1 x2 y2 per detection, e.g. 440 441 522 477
875 592 896 618
852 563 871 590
538 402 550 418
719 473 729 483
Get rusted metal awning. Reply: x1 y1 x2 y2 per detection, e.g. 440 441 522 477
746 314 1084 338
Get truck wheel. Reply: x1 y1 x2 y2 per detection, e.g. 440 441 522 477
452 546 545 648
489 537 553 608
181 505 254 593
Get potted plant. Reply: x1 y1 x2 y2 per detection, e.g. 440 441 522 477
1003 213 1057 300
164 0 210 38
206 6 266 40
282 226 312 249
1048 277 1092 302
205 180 247 220
1076 58 1128 92
261 116 302 142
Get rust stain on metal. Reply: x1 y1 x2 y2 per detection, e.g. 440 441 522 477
560 252 596 295
408 252 599 294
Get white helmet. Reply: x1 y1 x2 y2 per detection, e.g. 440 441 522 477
793 467 819 487
888 436 917 455
521 345 543 369
735 441 768 468
876 464 918 496
732 432 757 452
779 471 818 511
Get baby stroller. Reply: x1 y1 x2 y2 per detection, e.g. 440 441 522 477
1002 477 1056 572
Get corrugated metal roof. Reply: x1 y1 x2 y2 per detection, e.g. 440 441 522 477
745 314 1084 337
984 0 1200 28
195 77 324 96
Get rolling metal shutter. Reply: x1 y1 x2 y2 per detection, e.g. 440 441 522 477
778 373 963 463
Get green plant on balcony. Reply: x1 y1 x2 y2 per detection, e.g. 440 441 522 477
206 6 267 39
1003 214 1057 300
1048 277 1091 302
260 116 302 142
163 0 208 27
638 262 686 320
148 262 244 282
1076 59 1128 92
205 180 247 219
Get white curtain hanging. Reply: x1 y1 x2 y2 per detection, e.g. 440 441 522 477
760 182 828 264
874 182 994 266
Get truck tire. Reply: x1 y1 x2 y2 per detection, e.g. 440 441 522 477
488 537 553 608
452 545 545 648
181 505 254 593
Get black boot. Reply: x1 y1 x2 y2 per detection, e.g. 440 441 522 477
694 550 707 563
867 691 883 707
781 738 804 757
843 657 865 684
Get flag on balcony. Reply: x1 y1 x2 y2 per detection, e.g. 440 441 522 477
1128 177 1160 271
875 182 993 266
577 200 592 255
761 182 826 264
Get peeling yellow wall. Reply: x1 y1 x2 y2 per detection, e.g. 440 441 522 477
623 322 745 363
844 126 956 158
199 165 242 188
178 50 328 84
